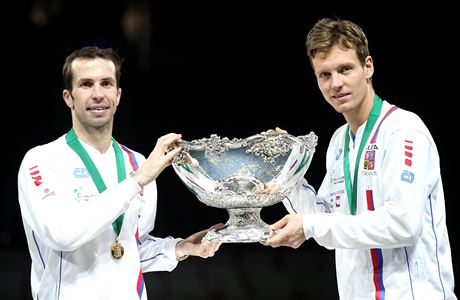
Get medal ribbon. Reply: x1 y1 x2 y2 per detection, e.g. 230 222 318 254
66 128 126 236
343 95 382 215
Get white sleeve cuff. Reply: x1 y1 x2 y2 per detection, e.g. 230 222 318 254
165 238 183 264
302 213 320 240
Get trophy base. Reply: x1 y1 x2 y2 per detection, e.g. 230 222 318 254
202 207 271 243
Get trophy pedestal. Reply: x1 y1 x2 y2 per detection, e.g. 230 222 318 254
203 208 270 243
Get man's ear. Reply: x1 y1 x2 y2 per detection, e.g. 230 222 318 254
63 89 74 109
364 56 374 79
115 88 122 107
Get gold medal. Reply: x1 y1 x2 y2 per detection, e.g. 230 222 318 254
111 238 124 260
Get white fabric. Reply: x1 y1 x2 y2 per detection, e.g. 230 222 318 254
18 134 180 300
284 101 457 299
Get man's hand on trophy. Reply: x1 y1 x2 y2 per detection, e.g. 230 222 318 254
260 183 280 194
165 139 202 167
175 223 224 261
262 127 287 135
261 214 306 249
132 133 182 187
275 127 287 134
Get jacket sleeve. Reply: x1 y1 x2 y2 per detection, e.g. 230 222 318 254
281 178 332 214
303 128 434 249
137 235 180 272
134 154 181 272
17 148 142 251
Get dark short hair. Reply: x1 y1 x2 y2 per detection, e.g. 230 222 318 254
306 18 369 67
62 46 123 91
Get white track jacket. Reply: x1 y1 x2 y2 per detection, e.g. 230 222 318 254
283 100 456 299
18 134 180 300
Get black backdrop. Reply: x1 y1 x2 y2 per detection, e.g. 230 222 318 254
2 2 458 299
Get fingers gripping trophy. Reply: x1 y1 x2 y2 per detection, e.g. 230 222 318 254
169 129 317 243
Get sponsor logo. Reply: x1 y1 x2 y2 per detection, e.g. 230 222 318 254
401 170 414 183
330 175 345 185
74 187 83 201
366 144 378 150
82 193 98 201
29 165 43 186
362 170 377 176
42 188 55 200
74 186 97 202
335 148 343 160
74 168 90 178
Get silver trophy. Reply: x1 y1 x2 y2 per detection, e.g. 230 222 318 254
169 130 317 243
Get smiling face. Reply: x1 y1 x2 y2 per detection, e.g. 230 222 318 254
63 57 121 133
311 45 374 129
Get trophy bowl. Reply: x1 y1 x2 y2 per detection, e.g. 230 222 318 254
169 130 318 243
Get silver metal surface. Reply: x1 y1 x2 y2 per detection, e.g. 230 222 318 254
169 130 318 243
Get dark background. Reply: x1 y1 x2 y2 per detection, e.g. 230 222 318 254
1 1 458 299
